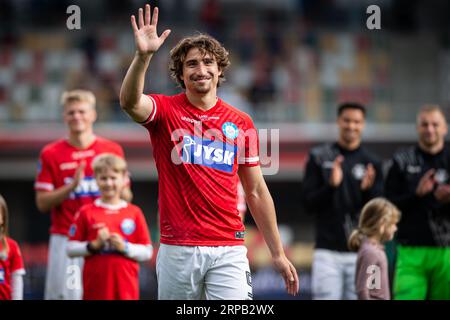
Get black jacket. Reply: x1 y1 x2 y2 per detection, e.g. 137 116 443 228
385 145 450 247
301 143 384 252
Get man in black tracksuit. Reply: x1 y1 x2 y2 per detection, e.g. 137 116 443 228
385 105 450 300
301 102 383 300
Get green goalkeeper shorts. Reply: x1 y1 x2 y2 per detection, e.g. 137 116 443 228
394 246 450 300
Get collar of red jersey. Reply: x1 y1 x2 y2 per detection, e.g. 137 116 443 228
94 199 127 211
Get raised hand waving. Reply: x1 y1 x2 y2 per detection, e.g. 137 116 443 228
131 4 171 56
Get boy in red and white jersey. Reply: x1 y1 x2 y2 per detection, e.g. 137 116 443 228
67 154 151 300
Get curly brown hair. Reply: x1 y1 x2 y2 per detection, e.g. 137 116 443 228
169 34 230 89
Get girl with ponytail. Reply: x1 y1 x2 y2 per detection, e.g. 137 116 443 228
348 197 400 300
0 194 26 300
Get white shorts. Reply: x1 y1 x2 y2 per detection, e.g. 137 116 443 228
156 244 253 300
312 249 357 300
44 234 84 300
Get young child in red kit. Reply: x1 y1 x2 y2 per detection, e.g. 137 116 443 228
67 154 152 300
0 194 26 300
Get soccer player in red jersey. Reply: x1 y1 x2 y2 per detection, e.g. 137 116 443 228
119 4 299 299
34 90 132 300
67 154 152 300
0 194 26 300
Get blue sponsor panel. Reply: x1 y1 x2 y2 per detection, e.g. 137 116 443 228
181 135 237 172
65 176 101 199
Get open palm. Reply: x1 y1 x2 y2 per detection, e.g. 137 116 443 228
131 5 171 55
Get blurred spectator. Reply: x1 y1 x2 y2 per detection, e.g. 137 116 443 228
199 0 224 40
0 0 447 123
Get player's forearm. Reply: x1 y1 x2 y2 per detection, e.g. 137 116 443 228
36 184 76 212
124 243 153 262
246 185 285 259
66 240 89 257
120 52 153 110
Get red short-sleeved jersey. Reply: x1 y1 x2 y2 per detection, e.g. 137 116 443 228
70 199 151 300
0 237 25 300
142 93 259 246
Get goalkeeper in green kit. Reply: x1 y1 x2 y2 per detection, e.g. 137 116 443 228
385 105 450 300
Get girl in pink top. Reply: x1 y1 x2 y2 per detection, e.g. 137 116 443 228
348 198 401 300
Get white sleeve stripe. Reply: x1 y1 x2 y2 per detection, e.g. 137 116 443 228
244 157 260 162
12 269 26 276
34 182 54 191
141 95 158 125
148 96 157 122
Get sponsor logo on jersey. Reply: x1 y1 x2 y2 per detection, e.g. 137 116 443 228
197 114 220 121
352 163 366 180
222 122 239 139
235 231 246 239
60 162 79 171
65 176 100 199
72 150 95 160
0 268 5 283
406 165 421 174
181 116 201 125
181 115 220 124
121 218 136 235
181 135 236 172
92 223 106 230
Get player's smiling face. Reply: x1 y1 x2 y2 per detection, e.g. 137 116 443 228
417 110 448 148
96 168 125 202
63 101 97 134
181 48 221 95
337 108 365 146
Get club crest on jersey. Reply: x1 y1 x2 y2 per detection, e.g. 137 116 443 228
181 135 236 172
65 176 100 199
0 268 5 283
222 122 239 139
121 218 136 235
352 164 366 180
435 169 449 184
